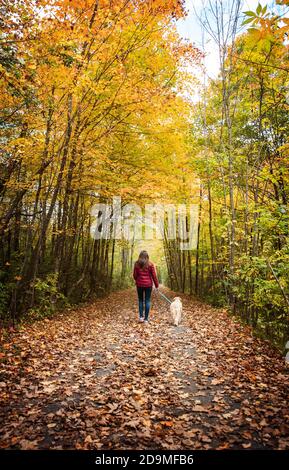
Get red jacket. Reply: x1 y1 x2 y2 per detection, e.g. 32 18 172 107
133 262 159 288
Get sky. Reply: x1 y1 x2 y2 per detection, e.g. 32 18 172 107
176 0 269 79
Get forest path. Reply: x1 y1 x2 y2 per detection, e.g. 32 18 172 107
0 287 288 450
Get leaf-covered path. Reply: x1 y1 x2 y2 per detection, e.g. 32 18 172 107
0 287 288 450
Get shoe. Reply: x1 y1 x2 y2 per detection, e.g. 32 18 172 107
144 320 149 323
139 317 144 322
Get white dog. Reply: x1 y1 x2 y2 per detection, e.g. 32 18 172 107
170 297 182 326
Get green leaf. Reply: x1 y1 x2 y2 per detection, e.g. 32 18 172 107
262 5 267 14
242 17 255 25
248 27 259 33
244 10 256 16
256 3 262 15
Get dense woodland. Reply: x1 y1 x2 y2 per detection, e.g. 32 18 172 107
1 0 289 349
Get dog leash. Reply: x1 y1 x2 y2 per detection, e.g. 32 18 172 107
157 289 172 305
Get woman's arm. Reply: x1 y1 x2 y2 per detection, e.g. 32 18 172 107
150 263 159 288
133 264 138 281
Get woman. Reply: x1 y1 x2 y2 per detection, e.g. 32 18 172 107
133 250 159 323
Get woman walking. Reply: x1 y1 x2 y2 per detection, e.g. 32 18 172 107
133 250 159 323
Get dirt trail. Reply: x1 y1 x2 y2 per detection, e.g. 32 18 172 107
0 287 288 449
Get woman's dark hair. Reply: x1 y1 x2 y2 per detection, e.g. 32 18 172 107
136 250 150 269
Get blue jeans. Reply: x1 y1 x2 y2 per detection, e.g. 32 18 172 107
137 286 152 320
